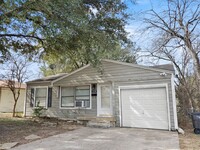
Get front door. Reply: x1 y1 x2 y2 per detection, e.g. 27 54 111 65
97 84 112 116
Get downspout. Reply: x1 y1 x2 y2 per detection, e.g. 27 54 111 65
171 74 178 129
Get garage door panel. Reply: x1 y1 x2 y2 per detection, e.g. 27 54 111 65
123 119 168 130
122 100 167 107
122 94 167 107
122 104 167 112
121 87 169 130
122 112 168 121
122 107 167 114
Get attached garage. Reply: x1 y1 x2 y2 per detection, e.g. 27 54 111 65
120 84 170 130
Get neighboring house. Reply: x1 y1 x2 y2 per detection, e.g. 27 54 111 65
25 59 178 131
0 80 26 113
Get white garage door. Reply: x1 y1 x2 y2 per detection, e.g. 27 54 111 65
121 87 169 130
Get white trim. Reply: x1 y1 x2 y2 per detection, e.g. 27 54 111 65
97 84 100 116
119 84 168 89
51 64 90 85
171 74 178 129
165 84 171 131
59 86 61 109
119 86 122 127
111 81 115 117
23 86 27 117
103 59 174 74
90 85 92 109
33 86 48 109
119 83 171 130
59 84 92 110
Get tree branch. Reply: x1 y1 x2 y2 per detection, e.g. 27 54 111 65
0 34 44 43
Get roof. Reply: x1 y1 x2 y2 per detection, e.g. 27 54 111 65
103 59 174 73
27 73 68 84
0 80 26 89
150 64 174 72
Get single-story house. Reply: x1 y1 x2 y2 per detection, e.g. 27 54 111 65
24 59 178 130
0 80 26 113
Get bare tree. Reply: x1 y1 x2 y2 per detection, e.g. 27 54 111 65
0 55 30 117
143 0 200 111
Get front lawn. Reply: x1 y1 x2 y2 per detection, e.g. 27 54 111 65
0 117 80 146
1 117 200 149
179 128 200 150
178 120 200 150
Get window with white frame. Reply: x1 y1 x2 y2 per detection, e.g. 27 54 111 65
61 85 90 108
61 87 74 107
35 87 47 107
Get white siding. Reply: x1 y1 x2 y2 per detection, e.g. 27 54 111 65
54 61 170 86
25 86 97 118
25 60 176 130
0 88 25 113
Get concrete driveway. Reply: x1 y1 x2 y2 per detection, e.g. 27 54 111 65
12 127 179 150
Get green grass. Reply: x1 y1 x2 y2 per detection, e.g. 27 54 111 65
0 118 30 125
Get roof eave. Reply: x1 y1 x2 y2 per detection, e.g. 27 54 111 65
26 81 51 84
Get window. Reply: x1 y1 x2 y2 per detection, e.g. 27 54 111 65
35 87 47 107
30 87 52 108
61 87 74 107
61 85 90 108
75 86 90 108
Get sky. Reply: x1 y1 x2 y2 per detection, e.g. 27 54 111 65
125 0 166 46
125 0 171 64
23 0 169 80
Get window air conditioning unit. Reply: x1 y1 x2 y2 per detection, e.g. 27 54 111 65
76 101 86 107
75 101 90 108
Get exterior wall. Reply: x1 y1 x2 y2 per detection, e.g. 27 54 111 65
0 87 25 113
25 82 51 115
25 60 176 130
25 86 97 118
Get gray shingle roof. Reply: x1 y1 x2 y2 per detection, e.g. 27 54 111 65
27 73 68 83
150 64 174 72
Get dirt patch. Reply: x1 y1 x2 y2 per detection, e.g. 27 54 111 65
179 122 200 150
0 117 81 147
179 129 200 150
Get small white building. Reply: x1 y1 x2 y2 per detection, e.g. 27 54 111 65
0 80 26 113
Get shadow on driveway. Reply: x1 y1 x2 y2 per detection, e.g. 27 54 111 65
12 127 179 150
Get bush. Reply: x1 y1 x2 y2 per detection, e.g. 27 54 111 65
33 102 44 117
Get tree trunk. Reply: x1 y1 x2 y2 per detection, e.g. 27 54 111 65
184 39 200 81
13 100 17 117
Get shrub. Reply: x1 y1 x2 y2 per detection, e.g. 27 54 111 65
33 102 44 117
